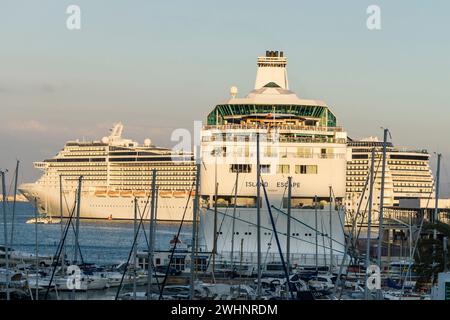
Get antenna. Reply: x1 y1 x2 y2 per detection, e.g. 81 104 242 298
230 86 238 98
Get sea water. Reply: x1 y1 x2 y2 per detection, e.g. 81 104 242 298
0 202 191 265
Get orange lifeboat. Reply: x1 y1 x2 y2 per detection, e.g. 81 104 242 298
159 191 173 198
133 190 146 198
108 190 120 197
120 190 133 197
173 191 187 198
94 190 107 197
189 190 196 197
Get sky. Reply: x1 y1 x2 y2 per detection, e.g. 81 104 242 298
0 0 449 196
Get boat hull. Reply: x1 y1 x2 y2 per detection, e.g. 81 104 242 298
19 184 194 221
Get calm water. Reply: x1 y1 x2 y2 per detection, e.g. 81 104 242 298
1 202 191 265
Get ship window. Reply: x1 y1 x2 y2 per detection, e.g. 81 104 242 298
230 164 252 173
277 165 290 174
260 164 270 174
297 147 312 157
295 165 318 174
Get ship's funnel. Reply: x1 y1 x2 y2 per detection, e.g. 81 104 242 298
254 50 289 90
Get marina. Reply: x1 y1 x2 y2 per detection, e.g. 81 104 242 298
1 50 449 302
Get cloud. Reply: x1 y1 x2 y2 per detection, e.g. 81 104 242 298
5 120 49 133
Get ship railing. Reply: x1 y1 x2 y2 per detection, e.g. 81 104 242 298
203 124 343 133
207 151 347 160
202 136 347 144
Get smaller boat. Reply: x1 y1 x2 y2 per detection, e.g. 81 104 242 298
56 273 110 291
26 216 61 225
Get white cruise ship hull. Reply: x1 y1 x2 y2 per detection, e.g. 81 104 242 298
19 183 194 221
199 206 346 268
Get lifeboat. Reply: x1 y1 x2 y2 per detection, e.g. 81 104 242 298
120 190 133 197
189 190 196 197
108 190 120 197
94 190 108 197
173 191 187 198
133 190 146 198
159 191 173 198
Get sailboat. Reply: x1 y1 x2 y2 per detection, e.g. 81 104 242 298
26 214 61 225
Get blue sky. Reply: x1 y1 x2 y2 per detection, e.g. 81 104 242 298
1 0 449 195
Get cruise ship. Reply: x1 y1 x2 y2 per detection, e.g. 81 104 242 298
345 137 434 224
197 50 348 269
19 123 196 221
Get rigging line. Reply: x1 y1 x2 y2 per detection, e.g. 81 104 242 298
114 199 148 300
60 181 85 264
320 213 327 267
261 178 295 300
330 187 346 238
215 168 250 254
215 171 249 254
353 149 384 248
271 206 346 248
401 179 437 291
114 194 159 300
134 195 163 291
263 212 281 266
215 180 238 254
6 166 16 200
158 181 195 300
44 203 77 299
263 185 286 266
138 190 164 288
206 208 345 254
205 182 237 269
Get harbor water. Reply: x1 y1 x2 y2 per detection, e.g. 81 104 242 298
1 202 191 265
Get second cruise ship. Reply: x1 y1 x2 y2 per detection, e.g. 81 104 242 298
19 123 196 221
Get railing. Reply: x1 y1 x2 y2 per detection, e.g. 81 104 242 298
203 124 343 133
202 136 347 144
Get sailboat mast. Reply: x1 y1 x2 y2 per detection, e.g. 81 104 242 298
59 175 65 272
286 176 292 275
133 197 138 300
212 168 218 280
147 169 157 300
230 172 239 272
329 186 333 272
377 129 389 299
10 160 19 247
315 195 318 274
434 153 441 223
190 148 201 300
256 132 262 298
73 176 83 265
1 170 10 301
365 147 375 300
34 197 39 300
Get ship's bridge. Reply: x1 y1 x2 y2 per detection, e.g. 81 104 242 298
207 80 338 128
